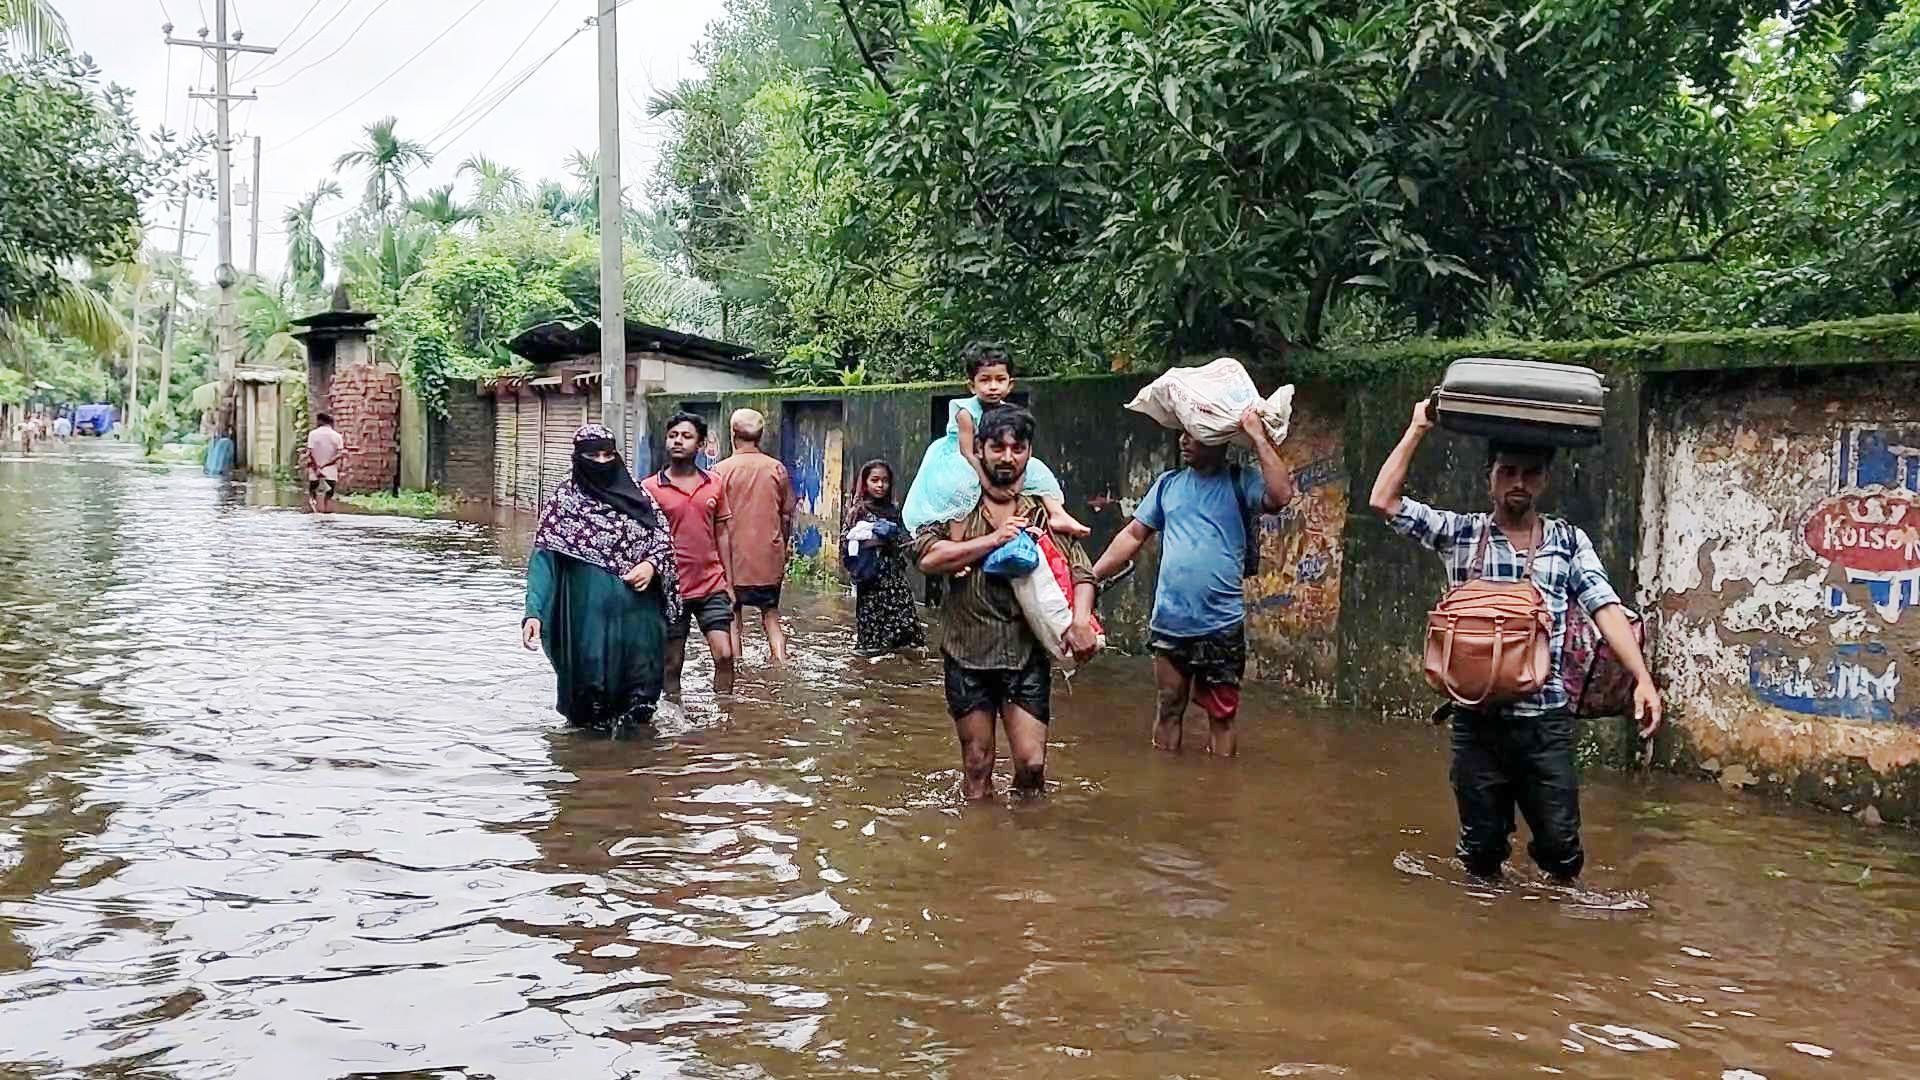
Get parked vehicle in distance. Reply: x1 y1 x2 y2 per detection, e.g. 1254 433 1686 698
72 404 116 436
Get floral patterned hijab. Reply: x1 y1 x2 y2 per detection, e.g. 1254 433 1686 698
531 424 678 614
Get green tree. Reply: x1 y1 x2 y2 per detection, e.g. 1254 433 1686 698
458 154 526 215
1526 6 1920 336
236 280 302 367
332 116 433 219
405 184 481 228
1 0 70 54
283 181 341 294
0 51 155 327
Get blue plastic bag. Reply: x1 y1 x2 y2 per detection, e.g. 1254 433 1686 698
983 529 1040 578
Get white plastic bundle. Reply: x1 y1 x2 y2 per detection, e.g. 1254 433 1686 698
1125 357 1295 447
1010 532 1105 669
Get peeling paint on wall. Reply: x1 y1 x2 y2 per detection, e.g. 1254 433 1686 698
781 402 844 565
1648 369 1920 820
1245 399 1347 696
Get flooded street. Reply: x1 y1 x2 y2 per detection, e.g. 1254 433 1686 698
2 446 1917 1079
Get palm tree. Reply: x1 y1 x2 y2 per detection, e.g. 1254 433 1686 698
0 279 122 356
236 280 301 367
341 224 436 297
564 149 601 222
532 180 584 227
626 264 723 338
458 155 526 216
404 184 480 228
0 240 124 363
332 117 433 220
0 0 70 53
283 181 341 294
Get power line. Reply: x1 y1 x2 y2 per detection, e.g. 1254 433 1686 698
302 22 591 236
428 22 589 156
273 0 497 146
234 0 328 81
252 0 400 90
428 0 647 152
424 0 563 149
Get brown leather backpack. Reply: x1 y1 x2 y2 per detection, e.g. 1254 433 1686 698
1424 521 1552 707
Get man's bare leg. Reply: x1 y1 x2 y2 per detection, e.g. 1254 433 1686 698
1153 656 1192 751
704 627 737 695
954 708 998 800
1208 712 1238 757
761 608 789 662
1003 704 1049 796
664 638 688 701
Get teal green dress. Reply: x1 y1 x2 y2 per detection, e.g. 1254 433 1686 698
525 549 668 728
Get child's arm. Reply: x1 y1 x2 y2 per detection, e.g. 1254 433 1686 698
954 407 991 486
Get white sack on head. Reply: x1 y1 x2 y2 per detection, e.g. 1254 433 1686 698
1124 357 1294 447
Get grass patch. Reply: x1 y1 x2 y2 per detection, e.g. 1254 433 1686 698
785 551 844 589
144 442 208 465
340 490 460 517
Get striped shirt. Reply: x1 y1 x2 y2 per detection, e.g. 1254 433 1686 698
914 495 1096 670
1389 498 1622 716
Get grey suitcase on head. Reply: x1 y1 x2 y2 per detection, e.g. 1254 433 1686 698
1432 357 1606 448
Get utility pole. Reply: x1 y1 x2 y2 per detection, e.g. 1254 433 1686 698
168 4 272 447
248 135 262 277
596 0 626 450
129 278 145 438
153 195 199 428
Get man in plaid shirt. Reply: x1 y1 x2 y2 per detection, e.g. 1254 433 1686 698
1370 398 1661 883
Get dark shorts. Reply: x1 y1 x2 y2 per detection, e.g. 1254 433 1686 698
1150 623 1247 719
307 477 337 498
670 592 735 640
943 650 1052 725
734 584 781 611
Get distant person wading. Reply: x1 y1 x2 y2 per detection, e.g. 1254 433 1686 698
305 413 347 514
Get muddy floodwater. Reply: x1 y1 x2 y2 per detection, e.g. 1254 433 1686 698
2 445 1918 1079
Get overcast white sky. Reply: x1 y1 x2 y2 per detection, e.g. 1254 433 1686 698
65 0 728 286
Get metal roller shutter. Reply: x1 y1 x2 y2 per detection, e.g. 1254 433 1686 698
540 393 584 505
493 395 516 505
514 393 541 511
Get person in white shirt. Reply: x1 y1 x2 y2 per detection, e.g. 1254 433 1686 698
305 413 347 513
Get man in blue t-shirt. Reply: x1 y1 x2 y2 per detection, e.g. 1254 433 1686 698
1092 408 1294 755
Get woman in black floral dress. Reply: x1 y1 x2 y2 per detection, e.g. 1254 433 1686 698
843 460 925 656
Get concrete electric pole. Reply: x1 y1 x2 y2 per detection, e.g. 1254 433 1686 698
248 135 263 277
129 277 145 437
596 0 626 450
154 195 197 426
168 2 272 446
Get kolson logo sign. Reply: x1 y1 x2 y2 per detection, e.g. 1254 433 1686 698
1804 489 1920 573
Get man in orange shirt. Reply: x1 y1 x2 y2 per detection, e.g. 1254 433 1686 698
713 408 796 662
644 412 738 698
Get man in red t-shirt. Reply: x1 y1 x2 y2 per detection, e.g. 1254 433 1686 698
644 412 737 697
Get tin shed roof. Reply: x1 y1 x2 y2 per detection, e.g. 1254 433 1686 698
507 319 764 376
